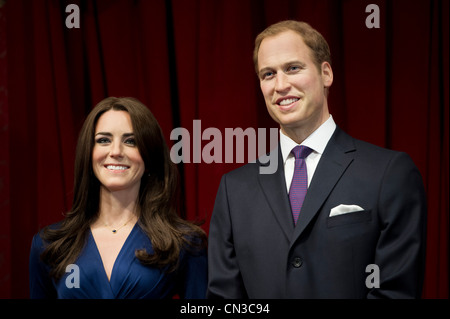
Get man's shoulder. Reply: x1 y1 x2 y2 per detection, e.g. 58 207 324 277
225 160 261 180
335 128 401 157
339 131 417 172
222 148 279 181
354 138 397 156
331 127 417 170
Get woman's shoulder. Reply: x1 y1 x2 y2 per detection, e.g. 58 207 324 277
31 221 63 247
180 232 207 259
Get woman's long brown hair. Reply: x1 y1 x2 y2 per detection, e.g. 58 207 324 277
40 97 206 280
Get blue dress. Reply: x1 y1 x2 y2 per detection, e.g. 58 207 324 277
29 223 207 299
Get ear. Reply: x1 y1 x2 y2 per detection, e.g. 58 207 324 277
321 62 333 88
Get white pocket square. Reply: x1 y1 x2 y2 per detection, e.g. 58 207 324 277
329 204 364 217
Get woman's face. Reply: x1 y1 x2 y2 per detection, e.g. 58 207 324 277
92 110 145 194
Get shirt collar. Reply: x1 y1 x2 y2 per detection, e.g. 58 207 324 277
280 115 337 164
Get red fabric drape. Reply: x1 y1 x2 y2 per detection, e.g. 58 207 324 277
0 0 447 299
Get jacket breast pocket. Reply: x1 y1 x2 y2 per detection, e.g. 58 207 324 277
326 210 372 228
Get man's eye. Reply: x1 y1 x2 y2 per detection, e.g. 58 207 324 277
287 66 300 72
262 71 274 79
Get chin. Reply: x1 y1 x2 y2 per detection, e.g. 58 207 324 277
101 183 128 192
277 115 307 127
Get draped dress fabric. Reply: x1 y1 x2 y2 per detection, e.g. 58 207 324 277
29 223 207 299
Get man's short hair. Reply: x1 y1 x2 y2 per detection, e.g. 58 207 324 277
253 20 332 74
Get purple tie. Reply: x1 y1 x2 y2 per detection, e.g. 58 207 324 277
289 145 313 225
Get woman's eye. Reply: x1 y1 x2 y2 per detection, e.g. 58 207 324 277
124 138 136 146
96 137 110 144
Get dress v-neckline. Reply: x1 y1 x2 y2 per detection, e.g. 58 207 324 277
89 223 138 284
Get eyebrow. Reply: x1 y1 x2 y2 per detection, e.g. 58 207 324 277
95 132 134 137
258 60 307 77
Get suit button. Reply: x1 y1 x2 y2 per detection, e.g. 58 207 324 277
292 257 303 268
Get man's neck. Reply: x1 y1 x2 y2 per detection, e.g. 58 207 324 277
280 110 330 144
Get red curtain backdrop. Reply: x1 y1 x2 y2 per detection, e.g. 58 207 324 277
0 0 448 299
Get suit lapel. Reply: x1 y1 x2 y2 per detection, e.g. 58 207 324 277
258 146 294 241
289 127 356 248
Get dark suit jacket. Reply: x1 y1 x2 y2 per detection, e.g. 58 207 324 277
207 127 427 298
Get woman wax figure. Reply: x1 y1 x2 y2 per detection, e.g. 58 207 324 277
29 97 207 299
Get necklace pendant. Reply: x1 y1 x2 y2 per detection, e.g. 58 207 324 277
112 229 117 234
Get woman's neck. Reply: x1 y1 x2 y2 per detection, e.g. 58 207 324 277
96 186 139 226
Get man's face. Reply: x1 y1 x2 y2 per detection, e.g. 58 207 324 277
257 30 333 137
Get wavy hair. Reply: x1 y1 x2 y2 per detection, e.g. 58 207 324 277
253 20 332 74
40 97 206 279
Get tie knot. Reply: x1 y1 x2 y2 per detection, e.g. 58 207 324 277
291 145 313 160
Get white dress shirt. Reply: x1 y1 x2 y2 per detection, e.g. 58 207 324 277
280 115 337 193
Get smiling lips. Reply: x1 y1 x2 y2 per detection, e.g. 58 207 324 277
276 97 300 110
104 164 130 171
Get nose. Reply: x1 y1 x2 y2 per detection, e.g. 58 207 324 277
109 141 124 158
274 72 291 93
